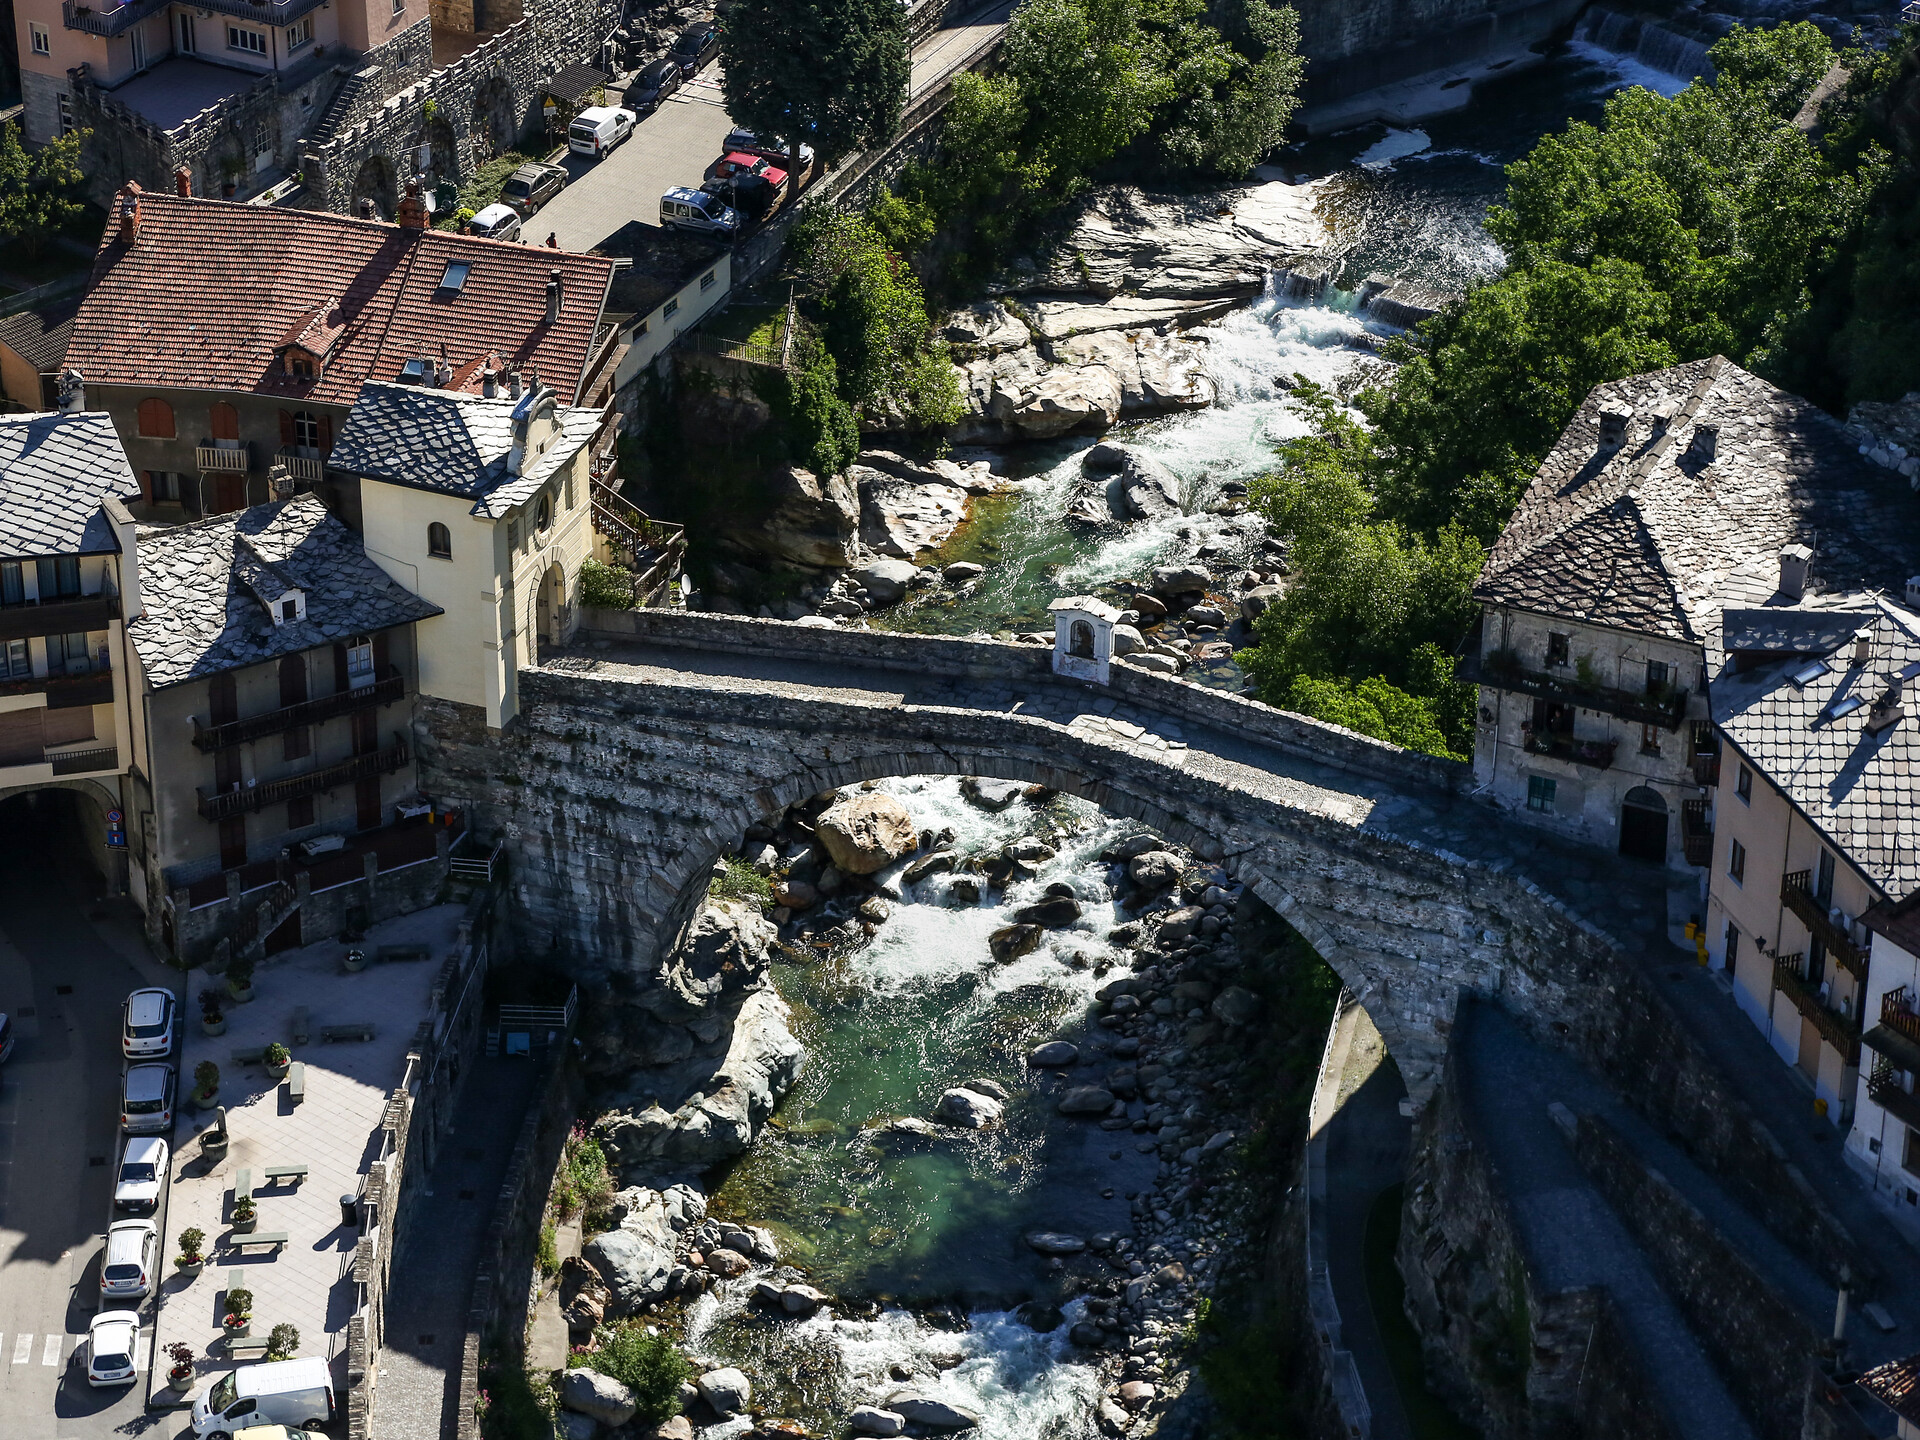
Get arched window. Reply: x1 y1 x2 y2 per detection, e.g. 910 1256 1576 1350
208 402 239 441
535 493 552 534
1070 619 1095 658
427 522 451 559
136 397 175 438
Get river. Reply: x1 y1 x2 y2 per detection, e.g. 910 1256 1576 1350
675 38 1694 1438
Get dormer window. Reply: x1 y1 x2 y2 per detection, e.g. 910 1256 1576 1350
399 357 431 384
287 352 315 379
267 588 306 626
281 598 300 622
439 261 473 293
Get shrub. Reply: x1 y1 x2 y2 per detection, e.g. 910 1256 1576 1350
578 558 637 611
267 1323 299 1361
225 1287 253 1317
165 1342 195 1379
709 856 773 911
199 988 224 1020
226 954 255 989
554 1126 614 1221
177 1227 206 1263
233 1196 256 1223
477 1361 556 1440
193 1060 220 1095
264 1042 289 1066
586 1324 692 1426
538 1222 559 1279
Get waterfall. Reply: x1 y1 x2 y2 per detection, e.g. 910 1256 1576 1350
1573 6 1717 85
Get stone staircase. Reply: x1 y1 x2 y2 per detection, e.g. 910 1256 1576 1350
307 65 383 150
209 877 304 972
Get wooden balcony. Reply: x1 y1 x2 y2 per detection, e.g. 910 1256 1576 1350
1772 951 1861 1063
192 667 405 752
1461 646 1690 730
1883 986 1920 1051
195 442 250 474
0 668 114 710
196 736 410 821
0 592 119 643
1682 798 1713 867
278 447 324 484
1781 870 1868 980
1520 725 1617 769
1869 1058 1920 1131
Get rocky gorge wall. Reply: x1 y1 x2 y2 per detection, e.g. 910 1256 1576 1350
1291 0 1588 103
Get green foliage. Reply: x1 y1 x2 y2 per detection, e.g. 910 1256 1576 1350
456 152 534 216
710 855 774 911
583 1324 692 1426
537 1222 559 1279
263 1041 289 1066
764 342 862 477
177 1227 206 1262
266 1323 299 1361
225 1288 253 1318
193 1060 220 1094
477 1361 555 1440
553 1127 614 1223
1281 672 1462 760
0 122 86 257
797 212 962 430
720 0 909 166
578 558 637 611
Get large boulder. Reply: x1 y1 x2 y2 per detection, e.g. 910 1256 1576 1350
860 449 1002 495
1127 851 1182 890
816 793 919 875
943 302 1032 356
1151 564 1213 598
583 1227 673 1316
1004 364 1124 439
718 465 860 569
561 1369 638 1426
1029 1040 1079 1067
1058 1086 1116 1115
643 899 775 1020
935 1086 1005 1128
1025 1231 1087 1255
886 1394 983 1431
960 776 1025 812
850 1407 908 1437
989 924 1044 963
1212 985 1260 1027
1014 894 1081 928
1239 584 1282 621
855 556 921 606
855 468 969 559
696 1368 753 1416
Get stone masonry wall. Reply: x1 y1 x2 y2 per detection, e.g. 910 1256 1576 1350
1291 0 1588 103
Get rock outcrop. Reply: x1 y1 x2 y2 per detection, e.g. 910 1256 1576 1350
816 792 919 875
715 465 861 570
855 464 969 559
1067 443 1184 528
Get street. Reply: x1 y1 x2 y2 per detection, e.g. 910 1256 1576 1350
0 789 187 1439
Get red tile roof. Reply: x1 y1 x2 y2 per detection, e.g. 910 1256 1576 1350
68 186 617 406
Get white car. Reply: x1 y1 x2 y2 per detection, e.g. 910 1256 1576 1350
86 1310 139 1387
113 1135 168 1216
102 1217 158 1300
466 202 522 243
121 988 176 1058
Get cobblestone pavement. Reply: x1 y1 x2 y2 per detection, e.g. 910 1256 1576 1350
154 905 464 1405
372 1058 542 1440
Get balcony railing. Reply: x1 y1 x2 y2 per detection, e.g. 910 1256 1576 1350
1884 987 1920 1051
0 592 119 643
196 736 410 821
1520 725 1618 769
0 668 113 710
278 447 324 484
49 745 119 776
1462 647 1689 730
1773 951 1861 1062
1781 870 1868 980
196 443 250 474
192 668 405 752
1869 1058 1920 1131
61 0 165 36
1692 751 1721 787
1682 798 1713 867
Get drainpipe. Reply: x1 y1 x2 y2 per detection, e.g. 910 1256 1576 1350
1834 1266 1851 1346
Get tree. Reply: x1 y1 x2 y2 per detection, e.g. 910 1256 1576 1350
0 121 87 257
1133 0 1303 177
720 0 909 180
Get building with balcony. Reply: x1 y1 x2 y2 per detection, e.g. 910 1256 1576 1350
1845 891 1920 1247
0 408 143 868
330 376 602 730
123 492 443 962
64 184 616 527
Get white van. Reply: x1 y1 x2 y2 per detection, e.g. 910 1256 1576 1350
192 1356 333 1437
568 105 636 157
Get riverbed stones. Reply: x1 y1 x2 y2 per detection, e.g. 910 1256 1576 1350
1151 564 1212 598
850 1405 908 1436
1123 653 1181 675
1239 584 1282 621
1025 1231 1088 1255
935 1086 1005 1128
1211 986 1260 1027
961 776 1025 811
1156 907 1204 943
705 1246 750 1278
696 1367 753 1416
1059 1085 1117 1115
583 1226 674 1316
1029 1040 1079 1067
1014 894 1081 927
773 877 818 910
989 923 1044 962
1110 623 1143 655
886 1394 983 1431
782 1283 828 1315
1118 1380 1157 1408
642 1421 694 1440
943 561 985 583
561 1368 638 1426
1127 851 1182 889
852 557 920 606
816 793 919 875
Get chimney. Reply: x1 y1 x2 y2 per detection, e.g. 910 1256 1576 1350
1779 542 1813 601
546 268 563 324
1598 408 1629 451
396 178 430 231
1852 626 1873 669
435 357 452 387
173 166 192 198
482 369 498 399
1868 680 1906 737
358 197 379 221
102 496 142 620
507 371 522 400
115 183 143 245
56 366 85 414
1687 423 1718 464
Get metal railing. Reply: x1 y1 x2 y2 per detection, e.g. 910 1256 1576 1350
196 736 409 820
1462 648 1689 730
62 0 165 36
50 745 119 776
0 591 119 643
0 668 113 710
1869 1057 1920 1130
1772 951 1861 1061
1781 870 1868 979
448 838 505 883
196 443 250 474
1520 725 1617 769
192 668 404 752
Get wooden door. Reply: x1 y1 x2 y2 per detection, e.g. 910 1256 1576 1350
1798 1015 1823 1083
355 775 382 831
218 815 246 870
211 473 246 515
351 709 377 756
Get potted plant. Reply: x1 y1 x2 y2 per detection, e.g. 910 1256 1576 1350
175 1228 206 1277
232 1195 257 1233
192 1060 220 1108
264 1041 291 1078
222 1288 253 1336
342 947 368 974
200 989 226 1037
225 955 255 1003
266 1323 299 1362
165 1341 196 1391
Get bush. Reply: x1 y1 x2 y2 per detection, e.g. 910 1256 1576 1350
578 558 637 610
233 1196 256 1223
226 954 255 989
538 1221 559 1279
264 1042 289 1067
477 1360 556 1440
553 1125 615 1222
193 1060 220 1095
709 856 774 911
225 1287 253 1318
585 1324 692 1426
199 988 223 1020
267 1323 299 1361
177 1228 206 1262
763 342 861 478
165 1341 195 1378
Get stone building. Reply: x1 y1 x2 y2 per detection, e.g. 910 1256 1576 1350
1468 356 1920 868
330 376 602 729
64 183 616 526
122 492 444 962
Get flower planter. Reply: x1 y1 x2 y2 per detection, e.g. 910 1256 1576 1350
201 1015 227 1037
168 1369 194 1392
176 1258 204 1278
192 1088 219 1111
222 1317 249 1337
233 1214 257 1234
342 950 367 974
226 981 254 1003
267 1060 290 1079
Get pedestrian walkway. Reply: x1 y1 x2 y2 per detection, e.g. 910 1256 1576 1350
372 1057 542 1440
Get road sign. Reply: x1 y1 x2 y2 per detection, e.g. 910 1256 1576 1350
106 810 126 849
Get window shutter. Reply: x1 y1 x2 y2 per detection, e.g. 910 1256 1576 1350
319 413 333 455
372 631 389 673
210 402 239 440
139 470 154 504
279 409 295 445
333 642 349 694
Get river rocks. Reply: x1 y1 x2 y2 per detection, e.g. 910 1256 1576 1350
960 776 1025 811
1014 894 1082 927
773 877 818 910
716 465 861 570
782 1283 828 1315
1015 1300 1066 1331
943 301 1031 356
850 1405 908 1436
1127 851 1182 889
1110 624 1143 655
1010 364 1125 439
935 1086 1005 1128
816 793 919 875
1150 564 1212 599
705 1246 751 1278
584 1226 674 1316
989 923 1045 962
1029 1040 1079 1067
1157 907 1204 943
1239 584 1282 621
854 556 921 606
1025 1230 1088 1254
855 466 969 559
1184 605 1227 628
886 1394 983 1431
1123 652 1180 675
642 1420 694 1440
1066 442 1184 527
1059 1085 1117 1115
1118 1380 1157 1409
562 1369 638 1426
696 1367 753 1416
1211 985 1260 1027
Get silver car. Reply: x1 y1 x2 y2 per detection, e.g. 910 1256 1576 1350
121 1063 174 1134
121 988 176 1058
114 1135 168 1216
101 1218 158 1299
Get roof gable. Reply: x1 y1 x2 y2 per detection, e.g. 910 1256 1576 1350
0 410 140 560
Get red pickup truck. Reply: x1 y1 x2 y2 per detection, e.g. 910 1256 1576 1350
706 151 790 197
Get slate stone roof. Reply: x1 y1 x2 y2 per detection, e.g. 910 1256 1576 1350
0 296 79 375
1477 358 1920 660
328 381 601 519
69 190 617 406
129 495 441 691
0 410 141 561
1712 592 1920 900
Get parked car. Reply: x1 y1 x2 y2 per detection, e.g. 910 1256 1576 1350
671 19 717 75
499 161 567 218
722 126 816 172
113 1135 168 1216
660 186 740 237
86 1310 140 1388
192 1356 335 1437
121 1062 174 1134
568 105 637 158
707 151 789 196
702 173 779 224
466 202 522 242
101 1218 158 1300
629 57 681 113
0 1011 13 1064
121 987 176 1058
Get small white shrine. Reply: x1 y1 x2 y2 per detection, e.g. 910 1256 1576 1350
1048 595 1122 684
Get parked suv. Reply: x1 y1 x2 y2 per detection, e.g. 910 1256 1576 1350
723 127 816 172
629 57 681 113
102 1218 158 1299
121 1063 174 1134
121 987 175 1058
660 186 739 237
568 105 637 158
670 20 717 75
499 162 567 218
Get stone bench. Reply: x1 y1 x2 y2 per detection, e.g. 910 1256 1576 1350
233 1168 252 1202
320 1023 375 1042
286 1062 305 1105
231 1046 266 1065
230 1231 288 1252
263 1164 308 1186
290 1006 310 1045
376 943 430 963
226 1336 270 1359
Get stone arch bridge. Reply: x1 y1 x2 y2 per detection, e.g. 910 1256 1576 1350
415 611 1694 1102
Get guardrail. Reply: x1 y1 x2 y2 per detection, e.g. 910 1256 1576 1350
449 838 505 883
